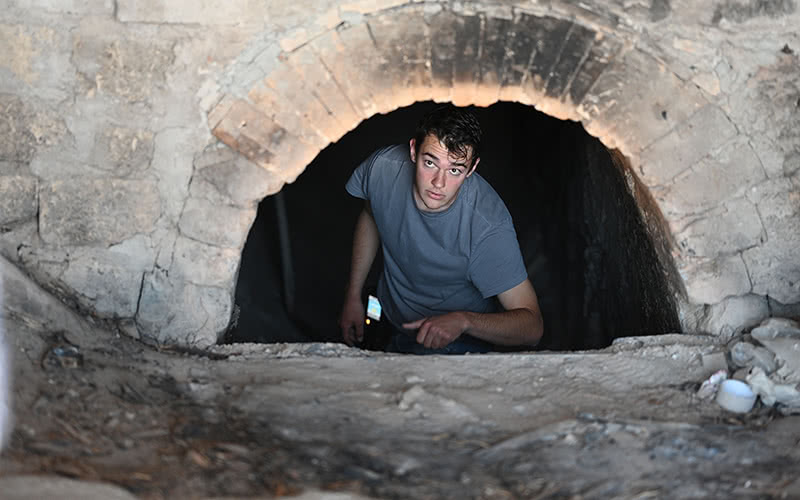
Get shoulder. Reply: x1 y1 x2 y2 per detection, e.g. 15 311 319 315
362 144 409 179
377 143 409 162
370 143 408 165
465 172 514 231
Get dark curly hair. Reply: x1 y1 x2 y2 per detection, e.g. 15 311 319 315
414 104 482 167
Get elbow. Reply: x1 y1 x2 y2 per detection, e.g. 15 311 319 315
525 310 544 346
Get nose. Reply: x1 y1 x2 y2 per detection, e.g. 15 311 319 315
432 169 445 189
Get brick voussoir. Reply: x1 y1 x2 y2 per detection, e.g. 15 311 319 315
284 44 361 138
311 29 380 120
544 22 598 99
451 12 482 106
211 99 297 173
426 8 459 103
366 8 432 109
565 32 623 107
335 22 396 114
247 81 329 150
262 60 345 145
472 13 511 106
523 15 574 97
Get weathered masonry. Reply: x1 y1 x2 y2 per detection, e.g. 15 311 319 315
1 1 799 347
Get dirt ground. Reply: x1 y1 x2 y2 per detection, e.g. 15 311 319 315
1 264 800 499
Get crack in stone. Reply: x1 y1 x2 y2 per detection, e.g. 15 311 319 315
558 27 597 101
309 38 361 121
543 21 578 92
363 19 380 52
740 252 755 292
133 271 145 320
744 182 770 246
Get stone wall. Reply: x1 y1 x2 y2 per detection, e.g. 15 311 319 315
1 0 799 346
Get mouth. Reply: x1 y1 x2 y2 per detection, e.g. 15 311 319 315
427 190 444 200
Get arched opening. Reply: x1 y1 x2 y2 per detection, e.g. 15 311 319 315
225 101 681 351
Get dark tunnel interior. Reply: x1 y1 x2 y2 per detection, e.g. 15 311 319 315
225 101 682 351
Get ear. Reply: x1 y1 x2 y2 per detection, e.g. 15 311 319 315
466 157 480 177
409 138 417 163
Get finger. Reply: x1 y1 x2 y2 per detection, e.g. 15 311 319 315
430 331 442 349
416 322 430 346
423 327 437 349
403 318 425 329
343 326 355 346
429 330 442 349
430 330 447 350
355 321 364 342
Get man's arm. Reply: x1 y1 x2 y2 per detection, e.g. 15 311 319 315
339 202 380 346
403 279 543 349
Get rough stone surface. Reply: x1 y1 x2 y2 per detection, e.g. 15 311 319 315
39 179 161 246
71 25 175 105
0 94 67 167
751 317 800 340
751 317 800 383
12 0 113 14
730 341 777 373
661 140 767 220
178 198 255 249
639 105 737 185
2 272 800 498
136 268 233 346
747 366 800 408
676 196 764 258
742 178 800 304
172 236 240 288
683 255 752 304
696 294 769 339
0 21 74 102
0 176 37 227
579 47 709 155
90 126 154 177
150 127 199 223
116 0 273 25
0 476 137 500
191 148 284 207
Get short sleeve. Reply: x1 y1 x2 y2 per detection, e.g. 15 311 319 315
345 149 382 200
468 225 528 298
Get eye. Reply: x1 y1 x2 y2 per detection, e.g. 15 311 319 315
449 168 463 175
424 160 435 167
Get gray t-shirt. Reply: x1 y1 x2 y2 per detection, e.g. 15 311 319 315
346 144 528 332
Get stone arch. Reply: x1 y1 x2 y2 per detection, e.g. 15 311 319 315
190 2 768 345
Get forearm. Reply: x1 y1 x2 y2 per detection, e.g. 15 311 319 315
345 204 380 299
463 308 543 346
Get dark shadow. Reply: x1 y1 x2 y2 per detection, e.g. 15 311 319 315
225 101 682 350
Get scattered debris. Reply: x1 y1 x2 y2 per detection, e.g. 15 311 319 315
697 370 728 399
730 341 777 374
713 317 800 414
746 366 800 411
41 333 83 370
715 379 757 413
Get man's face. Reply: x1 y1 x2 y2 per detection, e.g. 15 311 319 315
409 134 479 213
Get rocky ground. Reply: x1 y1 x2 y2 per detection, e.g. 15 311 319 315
1 263 800 499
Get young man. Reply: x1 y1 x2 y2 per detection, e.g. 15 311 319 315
339 105 543 354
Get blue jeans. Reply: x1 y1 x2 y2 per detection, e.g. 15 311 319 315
385 329 494 355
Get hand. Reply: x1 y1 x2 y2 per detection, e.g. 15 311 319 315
403 312 468 349
339 296 365 346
